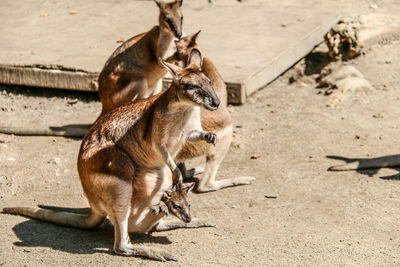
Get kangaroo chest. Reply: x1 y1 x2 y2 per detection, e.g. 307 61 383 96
166 106 201 158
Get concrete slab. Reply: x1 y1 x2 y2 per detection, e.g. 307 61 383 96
0 0 339 103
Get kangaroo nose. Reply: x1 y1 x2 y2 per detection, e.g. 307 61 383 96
176 30 182 39
213 98 220 109
185 214 191 223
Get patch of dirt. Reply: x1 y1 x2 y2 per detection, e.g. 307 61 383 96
2 2 400 266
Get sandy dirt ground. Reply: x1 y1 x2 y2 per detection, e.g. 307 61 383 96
1 1 400 266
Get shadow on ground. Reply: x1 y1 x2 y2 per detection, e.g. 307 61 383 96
10 217 172 255
304 51 334 75
0 84 98 102
327 154 400 180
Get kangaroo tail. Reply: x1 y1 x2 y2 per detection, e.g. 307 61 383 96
0 124 90 137
37 205 91 214
2 207 105 230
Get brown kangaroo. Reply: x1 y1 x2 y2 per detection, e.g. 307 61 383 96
2 52 218 261
97 0 184 118
0 0 183 137
173 31 256 192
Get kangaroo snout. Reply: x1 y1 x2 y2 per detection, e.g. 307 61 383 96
206 96 220 111
212 97 220 109
184 214 191 223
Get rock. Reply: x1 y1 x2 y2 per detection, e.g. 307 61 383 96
324 18 360 60
369 3 378 9
324 13 400 59
318 65 373 107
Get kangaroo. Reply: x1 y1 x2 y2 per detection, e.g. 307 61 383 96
97 0 184 118
2 52 218 261
172 31 256 192
151 182 194 222
0 0 183 137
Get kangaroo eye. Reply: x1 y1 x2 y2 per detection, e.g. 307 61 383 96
173 204 182 210
185 84 199 90
163 15 172 24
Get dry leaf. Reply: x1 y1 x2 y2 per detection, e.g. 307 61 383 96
69 10 78 15
116 38 126 43
67 99 78 105
40 13 49 17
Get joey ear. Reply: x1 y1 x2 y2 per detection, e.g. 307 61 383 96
181 182 195 195
189 30 201 47
186 48 203 70
175 181 182 191
159 57 183 80
163 187 173 199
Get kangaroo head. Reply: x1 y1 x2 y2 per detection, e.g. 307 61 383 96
174 30 201 61
162 182 194 223
159 49 220 111
154 0 183 38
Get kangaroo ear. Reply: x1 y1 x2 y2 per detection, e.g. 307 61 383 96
176 0 183 7
187 48 203 70
159 58 183 80
175 181 182 191
154 0 164 8
189 30 201 47
181 182 195 195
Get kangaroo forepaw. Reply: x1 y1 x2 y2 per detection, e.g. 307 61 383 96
151 203 169 216
204 132 217 146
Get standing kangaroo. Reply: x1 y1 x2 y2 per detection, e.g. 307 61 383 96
0 0 183 137
173 31 256 192
2 52 218 261
98 0 183 118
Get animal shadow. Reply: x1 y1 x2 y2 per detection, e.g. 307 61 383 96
10 209 172 255
326 154 400 180
304 51 334 75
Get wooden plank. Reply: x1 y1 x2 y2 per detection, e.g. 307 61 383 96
0 0 341 104
243 14 340 98
226 82 245 105
0 65 98 91
0 65 245 104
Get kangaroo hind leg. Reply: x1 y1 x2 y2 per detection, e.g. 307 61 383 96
95 148 177 261
196 128 255 193
178 162 204 180
151 218 215 232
